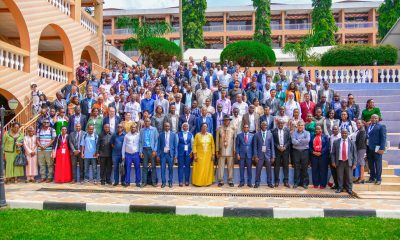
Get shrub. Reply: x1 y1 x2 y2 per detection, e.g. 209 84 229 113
320 44 398 66
220 41 276 67
138 37 182 66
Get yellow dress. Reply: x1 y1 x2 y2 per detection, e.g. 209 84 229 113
192 133 215 186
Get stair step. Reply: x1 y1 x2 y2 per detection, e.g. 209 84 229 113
382 168 395 175
365 174 400 183
354 182 400 191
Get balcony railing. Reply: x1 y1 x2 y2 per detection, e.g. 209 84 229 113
38 56 71 83
226 25 253 31
271 24 282 30
172 26 180 32
103 28 112 35
284 23 311 30
0 40 29 71
80 10 98 34
47 0 70 16
203 25 224 32
344 22 374 29
114 28 134 35
336 23 343 29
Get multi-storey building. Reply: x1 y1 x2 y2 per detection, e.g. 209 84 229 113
103 0 381 58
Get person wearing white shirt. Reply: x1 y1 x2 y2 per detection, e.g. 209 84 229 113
124 95 141 122
218 67 232 89
231 95 248 117
284 92 301 118
122 124 141 187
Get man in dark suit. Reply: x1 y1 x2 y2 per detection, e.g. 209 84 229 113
212 83 222 108
173 93 185 117
259 106 275 130
68 106 87 134
80 91 96 118
195 106 213 134
68 123 86 183
157 122 178 188
241 105 260 134
236 124 254 187
317 81 335 104
102 107 121 134
108 95 124 118
331 128 357 194
179 105 196 134
272 120 291 188
366 114 387 185
212 104 224 134
182 86 196 108
315 95 331 118
253 121 275 188
265 89 280 116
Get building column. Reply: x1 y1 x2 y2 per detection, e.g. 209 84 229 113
111 17 115 44
281 11 285 47
223 12 227 32
95 3 103 38
71 0 81 22
341 33 346 44
223 36 227 48
368 8 377 45
252 11 255 31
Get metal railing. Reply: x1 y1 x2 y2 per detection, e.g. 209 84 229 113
344 22 374 29
284 23 311 30
103 28 112 35
203 25 224 32
226 25 253 31
114 28 134 35
3 100 33 133
271 24 282 30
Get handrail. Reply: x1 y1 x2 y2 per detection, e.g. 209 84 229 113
37 56 73 72
3 100 33 133
81 9 100 26
0 40 29 56
21 114 40 135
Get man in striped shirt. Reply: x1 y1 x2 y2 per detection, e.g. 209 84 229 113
36 120 56 183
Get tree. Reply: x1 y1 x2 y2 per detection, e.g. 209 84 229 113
311 0 338 46
220 41 276 67
116 17 172 51
378 0 400 39
138 37 182 66
283 35 320 66
253 0 272 47
182 0 207 49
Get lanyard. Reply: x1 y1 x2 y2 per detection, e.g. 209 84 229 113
368 124 375 135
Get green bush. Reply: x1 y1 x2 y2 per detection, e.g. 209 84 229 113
138 37 182 66
220 41 276 67
320 44 398 66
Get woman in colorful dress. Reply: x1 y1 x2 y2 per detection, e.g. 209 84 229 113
3 122 24 183
53 126 72 183
53 108 69 135
192 123 215 187
86 107 103 134
23 126 38 183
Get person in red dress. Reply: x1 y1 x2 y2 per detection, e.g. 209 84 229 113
53 126 72 183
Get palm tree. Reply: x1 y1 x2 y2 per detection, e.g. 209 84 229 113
282 35 320 66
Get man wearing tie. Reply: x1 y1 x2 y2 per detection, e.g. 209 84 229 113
68 123 85 183
179 106 196 134
253 121 275 188
177 123 194 186
272 120 291 188
259 106 274 130
195 107 213 134
366 114 387 185
157 122 178 188
236 124 254 187
331 128 357 194
216 115 236 187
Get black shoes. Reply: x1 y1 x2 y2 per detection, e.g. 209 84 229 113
136 183 141 187
347 190 353 195
238 183 244 187
303 185 308 189
274 183 279 188
140 183 147 188
185 182 189 186
284 183 290 188
366 179 375 183
293 185 298 189
268 184 274 188
218 182 224 187
100 181 105 185
168 183 172 188
112 183 118 186
375 181 382 185
161 183 166 188
247 184 253 188
335 188 343 193
254 184 260 188
228 183 234 187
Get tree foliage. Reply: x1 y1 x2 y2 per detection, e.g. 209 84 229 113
378 0 400 39
311 0 338 46
116 17 172 51
283 35 320 66
252 0 272 47
138 37 182 67
220 41 276 67
182 0 207 49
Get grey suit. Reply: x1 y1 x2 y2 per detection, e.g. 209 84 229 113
317 89 335 103
331 138 357 191
272 127 291 184
265 98 280 116
68 130 86 181
163 114 180 133
253 130 275 185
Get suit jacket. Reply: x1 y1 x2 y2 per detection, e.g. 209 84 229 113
182 92 196 106
108 101 125 117
102 116 122 134
68 114 87 134
253 130 275 160
139 126 159 152
157 131 178 158
241 113 260 132
179 114 196 134
331 138 357 167
235 132 254 159
272 127 291 151
300 90 318 103
80 98 97 118
259 114 274 130
171 102 184 116
177 131 193 156
300 101 316 121
309 134 330 155
265 98 280 116
212 90 221 108
367 123 387 151
68 130 86 152
316 102 331 117
163 114 180 133
195 116 213 135
317 89 335 103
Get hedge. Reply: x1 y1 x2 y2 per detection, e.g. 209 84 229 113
220 41 276 67
138 37 182 66
320 44 398 66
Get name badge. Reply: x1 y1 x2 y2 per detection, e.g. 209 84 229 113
164 147 170 153
184 145 188 151
61 148 66 154
262 146 267 152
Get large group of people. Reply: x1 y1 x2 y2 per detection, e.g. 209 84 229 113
3 57 387 194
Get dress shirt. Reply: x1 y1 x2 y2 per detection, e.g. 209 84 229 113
165 131 170 147
122 132 139 158
339 138 349 161
216 98 231 115
109 116 116 134
330 133 341 153
278 128 284 146
144 128 151 147
249 114 255 132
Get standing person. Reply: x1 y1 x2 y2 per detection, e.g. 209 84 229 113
86 108 103 135
31 83 42 115
366 114 387 185
177 123 193 187
110 124 126 186
81 124 98 184
323 109 338 136
272 120 291 188
68 106 87 134
300 93 316 121
328 125 341 189
68 123 85 183
53 92 67 112
310 125 330 189
291 121 310 189
195 107 213 134
216 115 236 187
140 90 155 116
102 107 121 134
36 120 56 183
236 124 254 187
80 91 96 119
259 106 274 131
361 99 382 126
3 123 24 183
331 128 357 194
192 123 215 187
241 105 260 134
24 126 38 183
97 124 113 185
53 109 69 135
179 106 196 134
353 120 367 184
139 118 159 187
163 105 179 133
317 81 334 103
253 121 275 188
122 124 141 187
151 105 166 133
157 122 178 188
348 94 360 121
53 126 72 183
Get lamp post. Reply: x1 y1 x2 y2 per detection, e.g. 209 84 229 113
0 99 18 207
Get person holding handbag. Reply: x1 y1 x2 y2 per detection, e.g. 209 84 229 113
3 122 24 184
53 126 72 183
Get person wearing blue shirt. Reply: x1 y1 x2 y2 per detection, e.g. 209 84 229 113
139 118 159 187
177 123 193 186
291 121 311 189
157 122 178 188
195 107 214 135
110 124 126 186
80 124 98 184
140 90 155 116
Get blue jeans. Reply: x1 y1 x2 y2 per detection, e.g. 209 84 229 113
239 156 252 185
84 158 97 181
112 155 125 184
125 152 141 184
178 154 191 184
160 153 173 184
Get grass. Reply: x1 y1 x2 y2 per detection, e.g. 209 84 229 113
0 209 400 240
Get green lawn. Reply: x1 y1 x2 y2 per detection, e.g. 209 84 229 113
0 209 400 240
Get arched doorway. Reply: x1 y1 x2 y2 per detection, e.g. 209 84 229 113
0 88 22 125
80 45 100 77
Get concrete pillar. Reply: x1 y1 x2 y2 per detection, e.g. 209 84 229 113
71 0 81 22
95 3 103 38
281 11 285 47
223 12 227 32
111 17 115 44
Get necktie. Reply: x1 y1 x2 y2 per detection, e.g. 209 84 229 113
309 91 313 102
262 132 266 141
341 140 347 160
245 133 248 144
